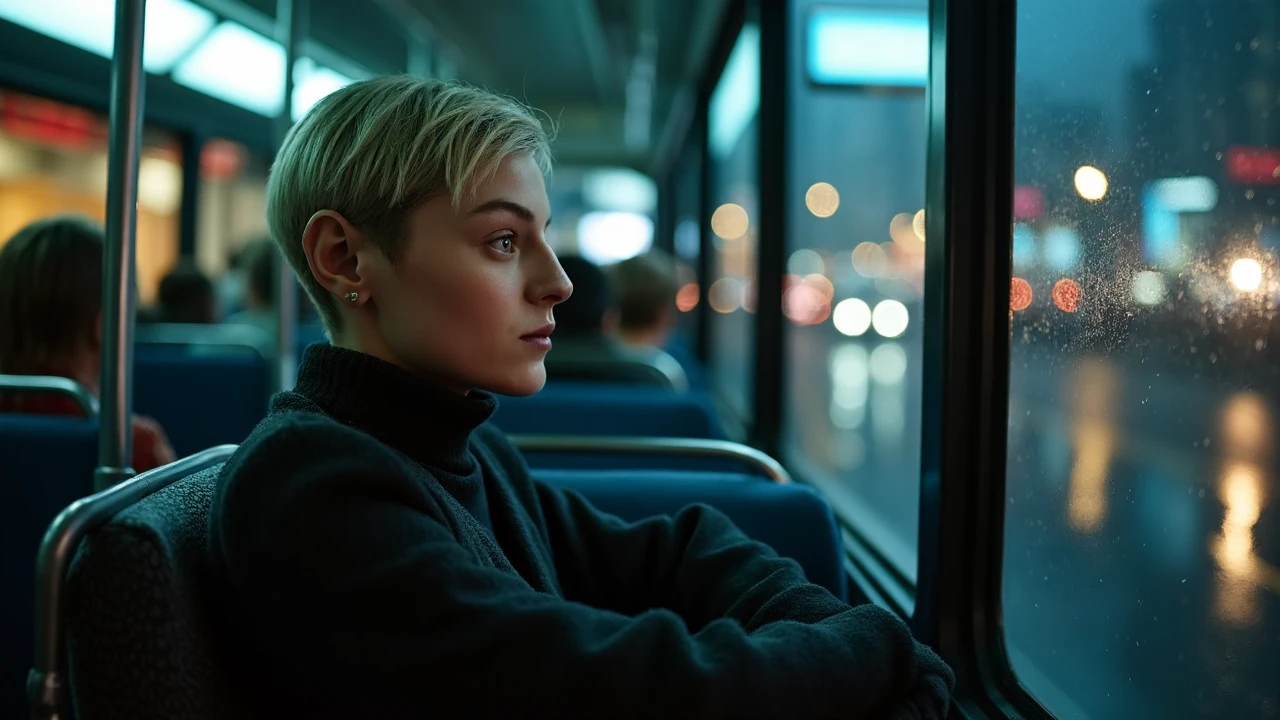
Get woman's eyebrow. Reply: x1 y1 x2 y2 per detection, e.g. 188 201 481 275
468 199 552 228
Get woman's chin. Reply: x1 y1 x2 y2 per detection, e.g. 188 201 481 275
482 364 547 398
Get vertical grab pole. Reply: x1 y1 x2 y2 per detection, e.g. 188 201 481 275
274 0 307 393
95 0 146 493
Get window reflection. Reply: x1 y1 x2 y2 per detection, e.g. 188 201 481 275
707 21 760 422
782 0 928 580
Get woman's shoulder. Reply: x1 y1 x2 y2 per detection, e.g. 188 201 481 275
215 408 424 522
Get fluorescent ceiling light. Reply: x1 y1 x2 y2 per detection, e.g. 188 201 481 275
0 0 216 75
576 212 654 266
143 0 217 73
582 168 657 214
173 21 286 117
708 24 760 161
808 8 929 87
292 58 356 122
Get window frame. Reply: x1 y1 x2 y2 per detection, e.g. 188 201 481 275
913 0 1053 717
694 0 757 442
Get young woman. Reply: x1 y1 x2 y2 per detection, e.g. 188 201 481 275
209 75 954 718
0 216 175 472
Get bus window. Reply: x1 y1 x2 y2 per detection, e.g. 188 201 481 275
707 21 760 424
1004 1 1279 718
672 136 702 345
781 1 929 586
0 89 180 304
195 137 269 280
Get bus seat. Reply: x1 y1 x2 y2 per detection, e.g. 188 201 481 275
0 415 97 720
57 459 249 720
544 345 688 391
536 469 848 602
134 350 269 457
661 334 706 389
42 456 844 718
511 435 787 480
494 384 725 439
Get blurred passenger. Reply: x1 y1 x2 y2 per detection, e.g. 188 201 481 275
0 216 176 472
154 261 217 324
208 75 954 718
550 254 618 336
609 249 704 387
542 254 678 387
610 250 677 349
223 237 278 337
215 242 250 318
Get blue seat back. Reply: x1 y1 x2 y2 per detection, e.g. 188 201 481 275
133 348 269 457
494 384 725 439
535 469 847 602
662 335 706 389
0 415 97 720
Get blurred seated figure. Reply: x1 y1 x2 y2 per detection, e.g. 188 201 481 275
224 237 278 337
546 255 684 389
0 216 176 472
610 250 678 349
153 262 217 324
609 250 704 387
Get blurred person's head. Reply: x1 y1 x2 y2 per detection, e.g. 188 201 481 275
553 255 619 339
610 250 678 348
267 75 571 396
240 237 279 311
156 262 216 324
0 216 105 389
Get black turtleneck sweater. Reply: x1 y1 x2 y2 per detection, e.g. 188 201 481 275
207 344 954 718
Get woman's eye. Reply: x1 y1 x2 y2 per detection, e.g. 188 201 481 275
488 235 515 254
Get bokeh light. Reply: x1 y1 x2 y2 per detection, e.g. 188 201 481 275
710 203 749 240
1053 278 1082 312
1011 277 1033 311
805 182 840 218
1074 165 1109 201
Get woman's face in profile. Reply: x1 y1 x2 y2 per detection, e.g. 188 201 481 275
360 153 572 396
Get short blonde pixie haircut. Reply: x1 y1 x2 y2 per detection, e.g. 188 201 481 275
266 75 552 334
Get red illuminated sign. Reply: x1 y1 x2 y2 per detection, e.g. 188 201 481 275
0 92 104 149
1225 146 1280 186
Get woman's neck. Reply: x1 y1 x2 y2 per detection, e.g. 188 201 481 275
331 331 472 396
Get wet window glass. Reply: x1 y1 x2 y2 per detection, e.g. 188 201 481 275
1003 1 1280 717
781 0 929 582
707 21 760 423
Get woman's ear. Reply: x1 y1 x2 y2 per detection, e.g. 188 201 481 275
300 210 368 304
